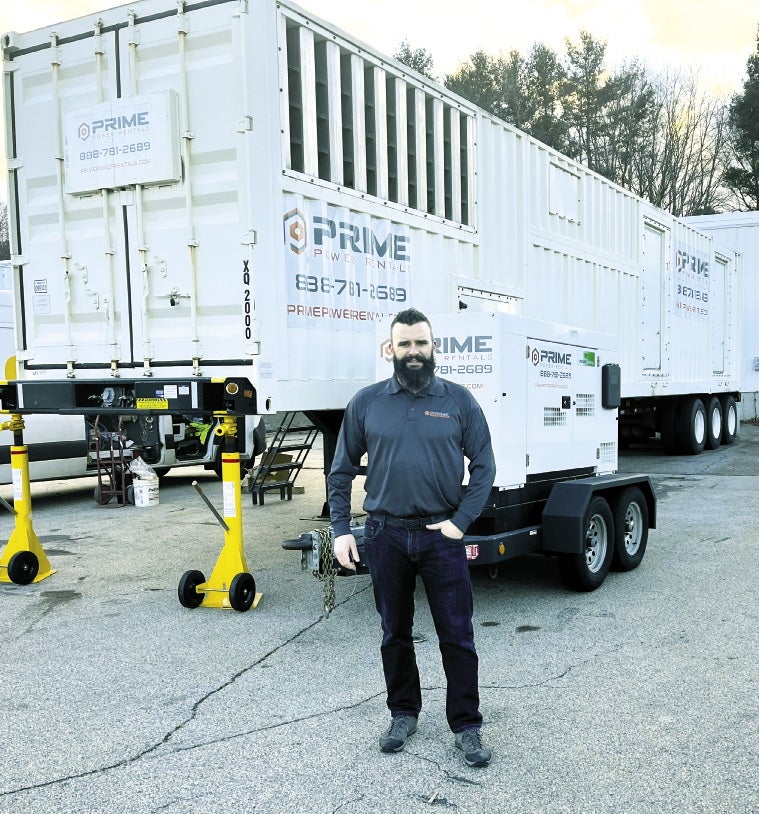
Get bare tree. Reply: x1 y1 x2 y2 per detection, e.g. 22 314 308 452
631 69 731 215
410 33 735 216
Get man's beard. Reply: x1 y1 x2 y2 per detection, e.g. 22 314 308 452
393 352 436 392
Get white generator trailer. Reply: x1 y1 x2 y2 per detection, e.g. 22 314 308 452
0 0 740 482
286 312 656 592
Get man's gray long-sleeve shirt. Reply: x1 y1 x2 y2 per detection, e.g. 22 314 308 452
328 375 497 538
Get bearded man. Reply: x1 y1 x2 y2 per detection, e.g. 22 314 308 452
328 307 497 768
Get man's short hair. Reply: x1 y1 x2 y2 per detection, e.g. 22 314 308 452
391 308 432 332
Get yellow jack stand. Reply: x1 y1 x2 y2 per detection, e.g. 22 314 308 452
177 414 261 612
0 415 56 585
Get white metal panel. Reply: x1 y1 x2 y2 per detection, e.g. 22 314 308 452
448 107 461 223
9 27 129 368
413 89 427 211
710 254 728 375
277 11 292 171
686 212 759 416
116 5 249 366
298 27 319 177
349 54 367 193
325 40 344 185
430 97 445 218
463 115 475 227
370 66 388 200
641 221 665 370
393 78 409 207
664 218 723 390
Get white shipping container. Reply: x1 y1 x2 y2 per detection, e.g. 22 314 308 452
686 212 759 421
1 0 741 456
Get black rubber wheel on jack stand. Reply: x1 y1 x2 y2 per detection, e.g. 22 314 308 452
178 569 206 609
94 485 111 505
229 572 256 612
8 551 40 585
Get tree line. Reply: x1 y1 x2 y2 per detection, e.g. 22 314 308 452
396 26 759 217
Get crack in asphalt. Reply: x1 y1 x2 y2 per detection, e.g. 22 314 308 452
0 593 355 799
0 586 613 801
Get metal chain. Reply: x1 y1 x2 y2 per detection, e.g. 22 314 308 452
316 527 336 616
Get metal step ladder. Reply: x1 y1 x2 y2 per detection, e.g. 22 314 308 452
248 413 319 505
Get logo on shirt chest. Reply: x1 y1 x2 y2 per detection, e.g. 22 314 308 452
425 410 451 419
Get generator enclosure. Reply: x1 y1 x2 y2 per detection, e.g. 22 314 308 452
376 312 619 488
1 0 741 442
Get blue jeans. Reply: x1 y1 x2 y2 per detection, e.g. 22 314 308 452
362 517 482 733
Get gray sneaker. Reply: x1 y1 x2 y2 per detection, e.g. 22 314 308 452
455 728 492 767
379 715 418 752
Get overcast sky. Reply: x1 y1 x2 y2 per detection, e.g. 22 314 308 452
1 0 757 200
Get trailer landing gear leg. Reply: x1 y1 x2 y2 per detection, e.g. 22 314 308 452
178 415 261 612
0 417 56 585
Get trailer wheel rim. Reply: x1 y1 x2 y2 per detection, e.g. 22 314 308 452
694 409 706 446
726 404 737 436
622 501 644 556
585 513 609 574
710 408 722 441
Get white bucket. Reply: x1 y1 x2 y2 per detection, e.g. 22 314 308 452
133 477 159 507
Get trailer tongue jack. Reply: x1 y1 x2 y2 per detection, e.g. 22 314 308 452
177 415 261 612
0 415 56 585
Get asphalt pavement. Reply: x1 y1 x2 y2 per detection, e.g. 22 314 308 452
0 425 757 813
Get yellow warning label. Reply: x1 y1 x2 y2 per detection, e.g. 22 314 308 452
136 398 169 410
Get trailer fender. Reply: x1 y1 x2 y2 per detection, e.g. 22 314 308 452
542 475 656 554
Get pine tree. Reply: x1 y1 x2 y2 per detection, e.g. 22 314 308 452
725 26 759 210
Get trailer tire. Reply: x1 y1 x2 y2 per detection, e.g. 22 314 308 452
558 496 614 591
720 395 738 445
178 569 205 609
611 487 649 571
7 550 39 585
704 396 722 450
675 397 706 455
229 572 256 612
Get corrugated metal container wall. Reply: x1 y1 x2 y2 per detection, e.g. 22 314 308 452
474 113 740 398
6 1 255 373
477 118 526 298
661 218 739 394
686 212 759 418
